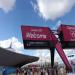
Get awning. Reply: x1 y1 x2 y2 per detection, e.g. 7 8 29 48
0 47 39 67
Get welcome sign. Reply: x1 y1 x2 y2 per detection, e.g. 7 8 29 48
21 26 53 49
21 26 50 41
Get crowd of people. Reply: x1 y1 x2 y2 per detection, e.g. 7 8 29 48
16 65 67 75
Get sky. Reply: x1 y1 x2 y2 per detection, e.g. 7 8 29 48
0 0 75 65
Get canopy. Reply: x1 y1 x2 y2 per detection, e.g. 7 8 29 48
0 47 39 67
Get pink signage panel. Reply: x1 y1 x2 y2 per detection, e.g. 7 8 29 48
63 25 75 41
21 26 50 41
59 25 75 41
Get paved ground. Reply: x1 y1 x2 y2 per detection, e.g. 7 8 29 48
67 73 75 75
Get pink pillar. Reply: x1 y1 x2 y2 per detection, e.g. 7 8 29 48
55 42 72 69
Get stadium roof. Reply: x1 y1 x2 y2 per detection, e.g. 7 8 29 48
0 47 39 67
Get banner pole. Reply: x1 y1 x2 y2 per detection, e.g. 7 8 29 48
50 48 55 68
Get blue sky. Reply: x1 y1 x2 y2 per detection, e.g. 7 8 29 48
0 0 75 65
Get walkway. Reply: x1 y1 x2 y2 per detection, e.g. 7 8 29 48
67 73 75 75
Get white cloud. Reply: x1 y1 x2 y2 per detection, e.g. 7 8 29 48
11 37 23 49
0 37 23 53
32 0 75 20
0 0 16 13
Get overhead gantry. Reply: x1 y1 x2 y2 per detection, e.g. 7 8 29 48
21 25 74 70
